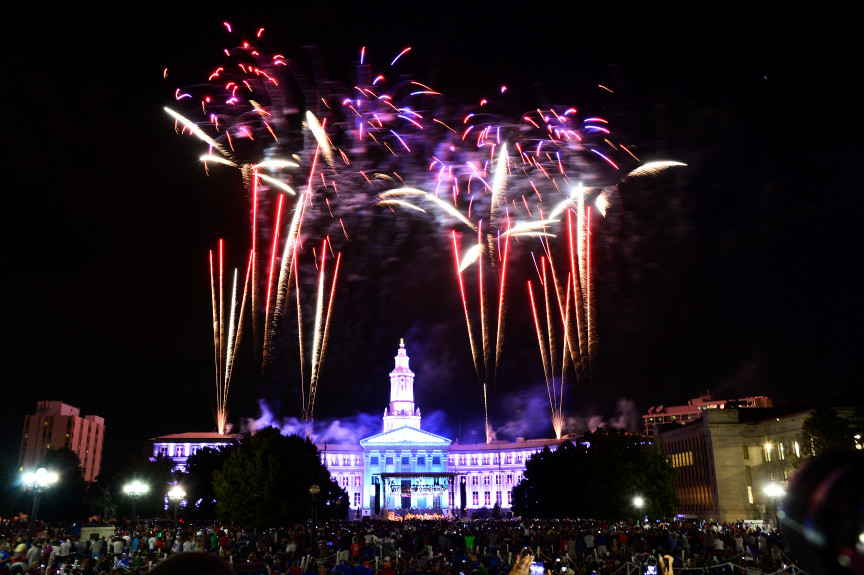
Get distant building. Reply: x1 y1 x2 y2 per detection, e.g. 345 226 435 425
19 400 105 482
316 340 564 519
657 394 861 523
146 432 242 472
643 393 772 436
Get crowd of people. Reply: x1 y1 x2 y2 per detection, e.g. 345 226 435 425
0 516 797 575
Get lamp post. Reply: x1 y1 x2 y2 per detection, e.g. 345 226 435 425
167 485 185 531
309 484 320 557
123 480 149 523
22 468 59 545
633 495 645 522
764 483 785 526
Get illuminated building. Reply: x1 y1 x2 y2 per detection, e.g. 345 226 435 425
318 340 563 518
643 393 772 436
146 432 242 472
18 401 105 482
657 393 860 523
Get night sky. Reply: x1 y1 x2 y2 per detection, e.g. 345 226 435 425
6 4 861 471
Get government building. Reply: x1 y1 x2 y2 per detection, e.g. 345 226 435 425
148 340 563 519
319 340 563 518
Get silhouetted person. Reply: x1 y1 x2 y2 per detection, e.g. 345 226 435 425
780 451 864 575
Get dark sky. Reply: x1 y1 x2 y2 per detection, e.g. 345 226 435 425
6 4 862 470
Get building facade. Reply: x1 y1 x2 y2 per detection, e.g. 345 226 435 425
147 432 242 472
317 340 563 519
19 400 105 482
657 397 861 523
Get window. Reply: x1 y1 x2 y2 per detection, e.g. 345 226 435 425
459 456 466 466
484 492 491 505
507 490 513 504
472 476 479 485
176 446 184 457
472 492 479 506
515 455 523 464
496 491 502 503
747 485 754 504
495 474 501 485
483 475 491 485
354 492 361 507
433 456 441 465
793 441 800 458
779 443 785 460
343 457 351 466
342 476 349 486
482 456 490 465
386 456 394 465
417 456 426 466
471 456 478 465
401 456 410 465
506 474 513 484
505 455 512 464
371 456 379 466
354 476 361 486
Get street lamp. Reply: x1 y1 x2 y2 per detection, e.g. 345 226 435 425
633 495 645 522
167 485 186 530
764 483 785 526
123 480 149 523
22 468 59 545
309 484 320 557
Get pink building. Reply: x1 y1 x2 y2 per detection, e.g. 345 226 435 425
643 393 772 436
19 400 105 482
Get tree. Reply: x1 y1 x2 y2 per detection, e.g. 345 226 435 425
801 406 856 456
0 452 26 518
90 453 178 521
213 427 347 526
38 447 89 521
512 428 678 520
183 445 234 521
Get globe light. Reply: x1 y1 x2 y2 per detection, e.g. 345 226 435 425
22 468 59 489
21 468 59 544
168 485 186 501
123 480 149 496
764 483 785 498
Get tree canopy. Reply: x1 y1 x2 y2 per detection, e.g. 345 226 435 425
184 445 235 520
801 405 863 456
512 428 678 520
213 427 347 526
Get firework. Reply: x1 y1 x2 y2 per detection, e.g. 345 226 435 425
168 22 687 439
167 26 445 433
209 240 252 435
377 94 687 439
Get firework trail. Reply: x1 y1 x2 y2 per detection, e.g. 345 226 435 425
524 162 686 436
209 240 252 435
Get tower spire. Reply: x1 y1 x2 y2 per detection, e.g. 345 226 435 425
383 339 421 431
